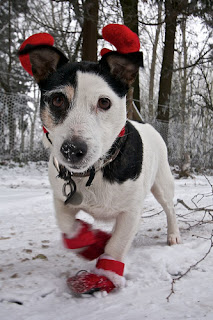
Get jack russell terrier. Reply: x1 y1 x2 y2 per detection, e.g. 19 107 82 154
19 24 181 295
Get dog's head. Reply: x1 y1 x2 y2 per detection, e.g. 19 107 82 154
19 25 143 173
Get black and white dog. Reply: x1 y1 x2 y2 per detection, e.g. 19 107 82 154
19 25 181 294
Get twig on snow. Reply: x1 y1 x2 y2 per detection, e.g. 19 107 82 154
166 232 213 302
142 209 163 218
177 199 213 212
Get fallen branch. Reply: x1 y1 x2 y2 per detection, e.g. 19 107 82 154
177 199 213 212
166 232 213 302
142 209 163 218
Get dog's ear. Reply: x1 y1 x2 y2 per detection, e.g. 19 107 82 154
100 51 143 86
18 44 68 83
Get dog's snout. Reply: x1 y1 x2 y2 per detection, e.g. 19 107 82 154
60 138 88 163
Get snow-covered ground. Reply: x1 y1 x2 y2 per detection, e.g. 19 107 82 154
0 162 212 320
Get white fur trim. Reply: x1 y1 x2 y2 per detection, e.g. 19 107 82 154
93 267 126 288
64 220 83 239
99 254 115 261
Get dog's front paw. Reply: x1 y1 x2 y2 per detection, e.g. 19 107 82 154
63 221 96 249
57 215 80 237
67 271 115 295
63 221 111 260
67 255 125 295
167 233 181 245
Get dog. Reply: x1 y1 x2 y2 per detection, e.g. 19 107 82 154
19 24 181 294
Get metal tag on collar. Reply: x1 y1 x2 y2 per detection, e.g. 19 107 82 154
63 179 83 206
53 157 83 206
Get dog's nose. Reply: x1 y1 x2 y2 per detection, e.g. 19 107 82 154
60 139 88 163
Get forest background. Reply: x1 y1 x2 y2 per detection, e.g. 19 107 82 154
0 0 212 171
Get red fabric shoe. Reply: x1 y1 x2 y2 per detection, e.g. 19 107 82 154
63 222 96 249
79 230 111 261
94 255 125 288
67 256 125 295
67 271 115 295
63 221 111 261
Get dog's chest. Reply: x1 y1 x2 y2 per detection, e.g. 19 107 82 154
49 161 139 219
68 173 129 218
48 121 144 218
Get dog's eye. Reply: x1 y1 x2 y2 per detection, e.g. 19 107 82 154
51 94 66 108
97 98 111 110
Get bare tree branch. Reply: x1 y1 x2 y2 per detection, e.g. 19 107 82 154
177 199 213 212
167 232 213 302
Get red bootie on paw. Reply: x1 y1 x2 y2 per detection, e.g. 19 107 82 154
79 230 111 261
63 220 111 261
94 255 125 288
67 255 125 295
63 221 96 249
67 271 115 295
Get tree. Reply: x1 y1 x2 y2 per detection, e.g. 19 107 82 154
120 0 142 122
156 0 183 144
0 0 29 152
148 1 163 120
82 0 99 62
52 0 99 62
156 0 213 145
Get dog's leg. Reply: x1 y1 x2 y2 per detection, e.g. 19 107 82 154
104 211 141 261
86 211 141 289
54 198 79 236
151 166 181 245
54 198 111 260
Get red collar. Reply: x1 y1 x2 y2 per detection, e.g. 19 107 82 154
43 126 48 134
118 126 125 137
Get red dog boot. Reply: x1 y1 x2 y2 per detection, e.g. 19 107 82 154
63 221 96 249
94 255 125 288
63 220 111 261
79 230 111 261
67 271 115 295
67 255 125 295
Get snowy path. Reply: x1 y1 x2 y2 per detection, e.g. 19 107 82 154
0 163 213 320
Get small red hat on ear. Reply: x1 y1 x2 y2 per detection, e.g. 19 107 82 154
100 24 140 56
19 33 54 75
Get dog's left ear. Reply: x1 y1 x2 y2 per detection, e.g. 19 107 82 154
18 33 68 83
100 51 143 86
100 24 143 86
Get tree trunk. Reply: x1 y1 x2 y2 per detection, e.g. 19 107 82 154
82 0 99 62
180 17 188 158
148 2 162 120
7 0 15 152
120 0 142 122
156 0 178 144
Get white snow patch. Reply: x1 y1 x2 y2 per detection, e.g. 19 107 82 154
0 162 213 320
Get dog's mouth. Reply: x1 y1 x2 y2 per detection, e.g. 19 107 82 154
55 150 101 175
56 159 91 175
64 161 92 174
53 124 127 176
53 156 93 175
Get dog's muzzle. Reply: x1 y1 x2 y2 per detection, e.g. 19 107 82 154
60 138 88 164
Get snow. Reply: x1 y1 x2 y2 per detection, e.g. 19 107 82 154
0 162 213 320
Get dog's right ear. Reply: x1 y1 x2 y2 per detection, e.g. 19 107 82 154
99 24 143 87
100 51 143 86
19 44 68 83
18 33 68 83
